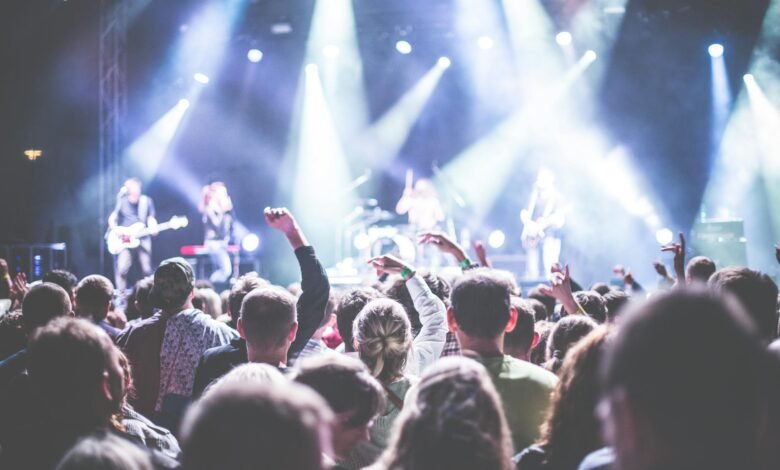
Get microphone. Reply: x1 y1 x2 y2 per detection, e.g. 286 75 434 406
117 187 127 198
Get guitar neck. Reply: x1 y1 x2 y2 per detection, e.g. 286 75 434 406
136 222 175 238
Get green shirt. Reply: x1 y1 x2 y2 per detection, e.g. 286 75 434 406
476 355 558 453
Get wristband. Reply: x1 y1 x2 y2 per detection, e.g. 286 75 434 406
458 258 472 270
400 267 415 281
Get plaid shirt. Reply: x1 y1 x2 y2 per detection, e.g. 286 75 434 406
440 331 461 357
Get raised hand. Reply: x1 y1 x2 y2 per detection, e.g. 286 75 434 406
417 232 467 263
9 272 28 310
367 254 415 278
653 262 669 278
264 207 307 249
546 264 581 316
661 232 686 282
472 240 491 268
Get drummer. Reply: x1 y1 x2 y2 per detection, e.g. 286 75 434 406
395 170 445 231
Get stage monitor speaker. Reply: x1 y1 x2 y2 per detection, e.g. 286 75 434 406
0 243 68 281
691 219 747 268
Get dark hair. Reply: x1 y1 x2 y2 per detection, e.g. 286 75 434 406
603 290 630 323
239 286 297 348
602 290 775 468
384 271 450 334
335 287 384 353
527 287 555 319
27 318 122 430
75 275 114 322
22 282 72 332
42 270 79 297
530 321 555 366
0 309 26 360
292 354 384 428
504 298 536 355
544 315 597 374
573 291 607 323
181 382 332 470
589 282 611 296
228 273 269 324
686 256 716 284
132 277 155 320
526 298 549 322
536 327 612 469
450 271 512 339
708 267 779 343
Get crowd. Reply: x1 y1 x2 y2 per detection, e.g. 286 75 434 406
1 208 779 470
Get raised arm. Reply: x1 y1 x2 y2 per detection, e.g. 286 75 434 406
660 232 686 286
538 264 583 316
264 207 329 358
368 254 447 375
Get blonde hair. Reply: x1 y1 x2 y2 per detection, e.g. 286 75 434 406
376 357 514 470
203 363 287 398
353 299 412 383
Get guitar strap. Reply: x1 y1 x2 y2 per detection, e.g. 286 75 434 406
138 195 149 224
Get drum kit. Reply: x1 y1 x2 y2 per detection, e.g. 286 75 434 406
340 199 419 265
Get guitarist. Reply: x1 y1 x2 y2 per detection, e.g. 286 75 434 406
108 177 158 292
521 169 565 280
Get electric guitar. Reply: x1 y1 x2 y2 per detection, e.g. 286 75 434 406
106 215 188 255
520 210 564 249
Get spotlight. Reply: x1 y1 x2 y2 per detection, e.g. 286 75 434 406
655 228 674 245
743 73 755 84
555 31 573 46
708 43 724 58
247 48 263 63
583 50 597 63
437 56 451 69
305 63 318 75
323 45 340 59
488 230 506 249
353 232 370 250
177 98 190 109
395 40 412 55
193 72 210 84
241 233 260 252
477 36 494 50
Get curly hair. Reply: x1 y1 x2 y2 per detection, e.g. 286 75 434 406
377 357 514 470
353 299 412 383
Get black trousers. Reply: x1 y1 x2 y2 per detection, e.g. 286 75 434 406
115 239 152 292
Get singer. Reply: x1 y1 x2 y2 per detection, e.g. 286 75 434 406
107 177 158 292
199 180 235 285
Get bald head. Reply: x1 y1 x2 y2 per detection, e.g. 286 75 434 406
239 286 297 348
22 282 72 332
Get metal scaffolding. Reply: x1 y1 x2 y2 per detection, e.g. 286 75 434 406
98 0 127 272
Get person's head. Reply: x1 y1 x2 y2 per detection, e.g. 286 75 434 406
544 315 597 374
0 309 26 359
228 273 270 325
528 286 556 319
194 288 222 319
538 326 613 469
708 267 779 343
42 269 78 304
27 318 124 430
124 177 142 203
590 282 612 296
526 298 549 322
685 256 716 285
292 355 384 460
378 357 514 470
530 320 555 366
335 287 384 353
22 282 73 333
504 298 538 361
238 286 298 356
574 290 607 323
600 289 775 470
75 275 114 323
56 432 153 470
449 271 517 347
384 271 450 334
181 382 333 470
353 299 412 383
150 257 195 312
603 290 630 323
132 277 155 320
204 363 287 397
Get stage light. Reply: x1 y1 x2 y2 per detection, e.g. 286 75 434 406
23 149 43 161
395 40 412 54
177 98 190 109
437 56 451 68
323 44 340 58
353 232 370 250
583 50 597 62
241 233 260 252
743 73 755 84
488 230 506 249
125 99 192 180
655 228 674 245
247 48 263 63
708 43 724 58
305 63 318 75
193 72 210 84
477 36 494 50
556 31 573 46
